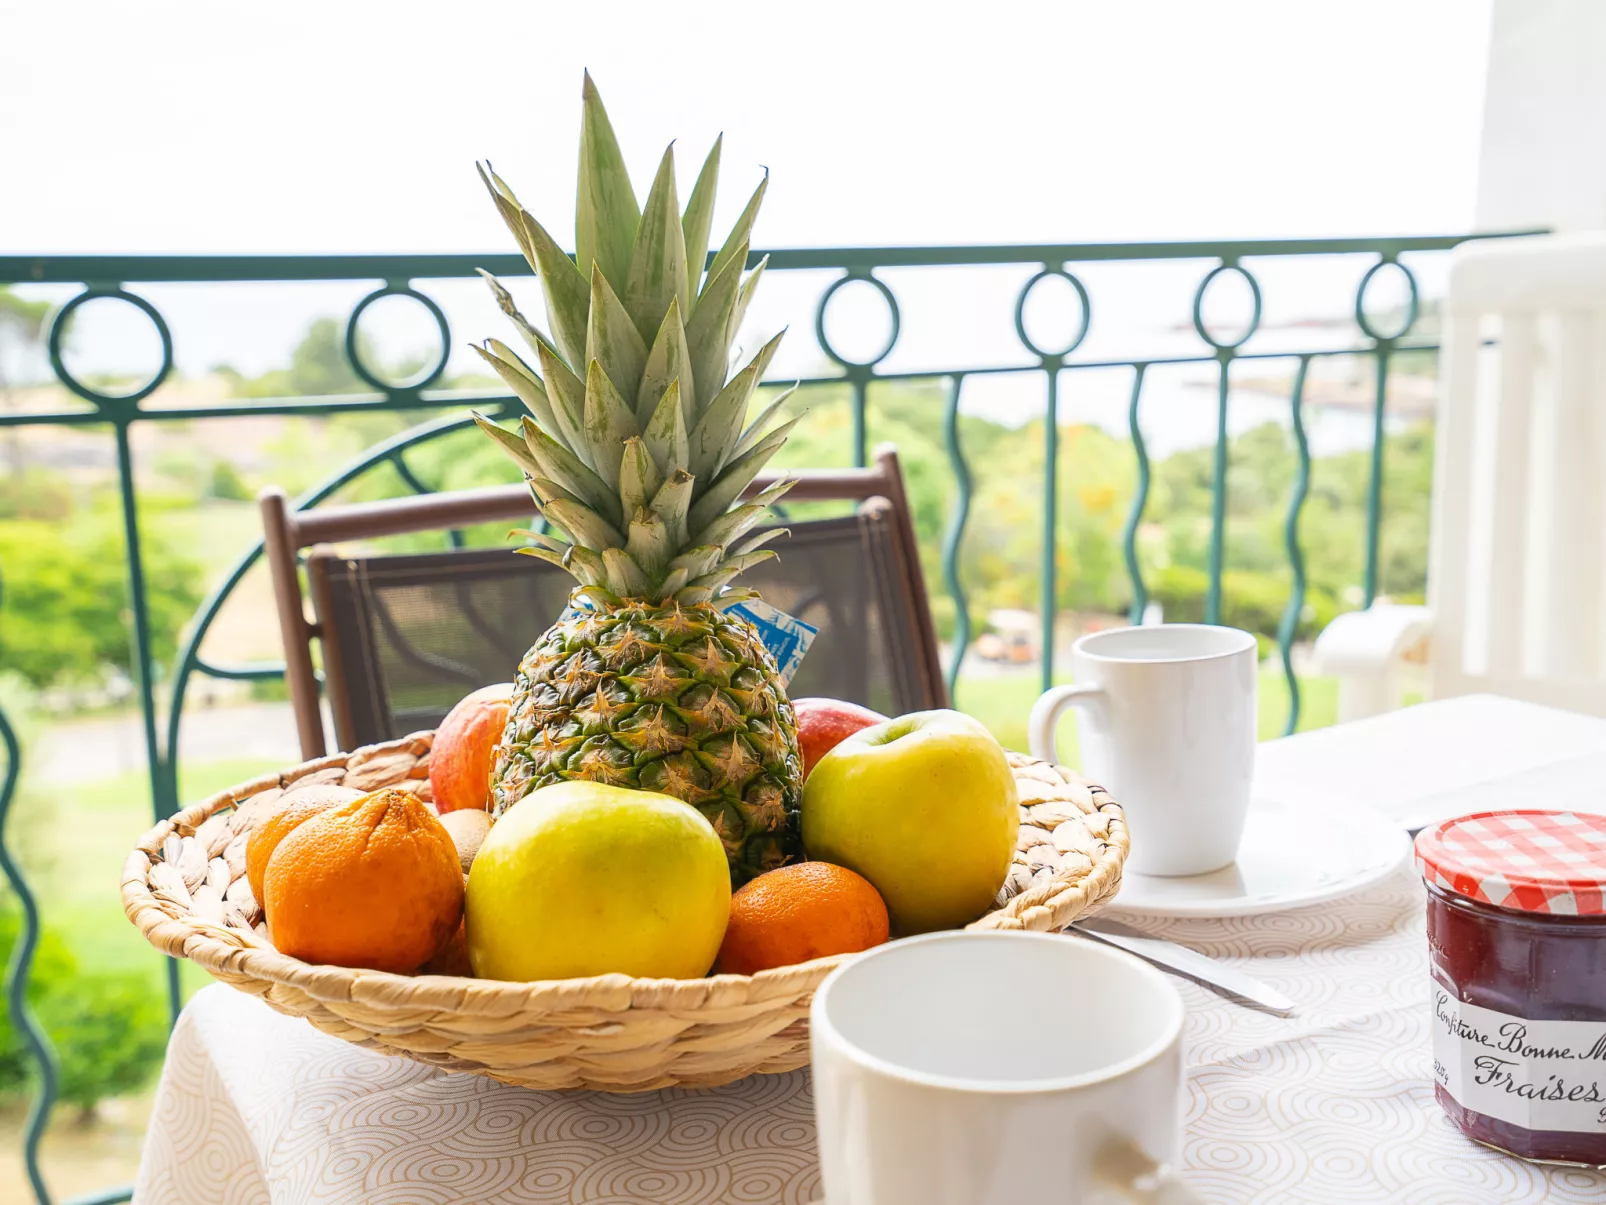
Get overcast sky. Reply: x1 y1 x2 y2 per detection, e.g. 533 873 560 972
1 0 1499 453
3 0 1494 252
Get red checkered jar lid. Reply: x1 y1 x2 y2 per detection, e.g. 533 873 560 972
1414 810 1606 916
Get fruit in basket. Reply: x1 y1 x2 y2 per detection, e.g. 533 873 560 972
430 683 513 812
801 710 1019 934
793 698 887 780
438 807 492 874
465 781 730 981
245 783 363 905
470 74 804 885
264 788 464 975
714 861 889 975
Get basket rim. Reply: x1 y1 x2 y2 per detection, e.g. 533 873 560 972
123 730 1127 1016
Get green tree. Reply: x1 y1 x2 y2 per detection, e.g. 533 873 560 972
226 317 372 399
289 317 366 396
0 287 51 346
0 906 168 1121
0 910 75 1090
206 458 253 502
47 971 169 1117
0 506 204 689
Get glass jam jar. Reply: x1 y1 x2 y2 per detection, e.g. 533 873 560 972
1416 809 1606 1167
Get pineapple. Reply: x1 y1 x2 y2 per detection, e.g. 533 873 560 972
471 74 804 883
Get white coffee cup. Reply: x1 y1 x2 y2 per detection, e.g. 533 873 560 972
811 930 1199 1205
1028 624 1257 877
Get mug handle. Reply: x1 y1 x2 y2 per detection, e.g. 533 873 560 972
1027 684 1107 765
1095 1144 1204 1205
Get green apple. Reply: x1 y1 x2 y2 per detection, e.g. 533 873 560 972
466 781 730 981
801 710 1019 934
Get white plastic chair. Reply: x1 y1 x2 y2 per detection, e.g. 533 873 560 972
1316 233 1606 718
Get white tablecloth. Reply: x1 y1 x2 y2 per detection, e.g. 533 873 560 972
135 866 1606 1205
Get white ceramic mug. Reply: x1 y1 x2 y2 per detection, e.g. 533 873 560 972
811 931 1199 1205
1028 624 1257 877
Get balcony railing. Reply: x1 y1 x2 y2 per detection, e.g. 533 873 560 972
0 231 1538 1203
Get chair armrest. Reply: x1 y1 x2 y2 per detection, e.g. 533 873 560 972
1314 604 1433 672
1313 604 1433 721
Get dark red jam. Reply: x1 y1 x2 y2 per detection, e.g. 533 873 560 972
1426 883 1606 1165
1418 810 1606 1168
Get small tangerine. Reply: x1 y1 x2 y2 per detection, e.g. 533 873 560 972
244 784 362 905
715 861 889 976
264 788 464 974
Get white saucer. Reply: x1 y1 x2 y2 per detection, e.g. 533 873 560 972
1103 797 1411 919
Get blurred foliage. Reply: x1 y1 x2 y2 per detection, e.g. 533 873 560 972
0 497 203 689
152 446 256 504
218 317 369 399
0 913 74 1090
0 905 167 1119
206 459 252 502
0 288 51 342
45 970 169 1114
226 362 1432 649
0 469 73 522
0 313 1434 690
765 378 1429 643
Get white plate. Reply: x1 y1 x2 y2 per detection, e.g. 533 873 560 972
1103 797 1411 919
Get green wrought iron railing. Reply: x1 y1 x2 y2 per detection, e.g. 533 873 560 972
0 231 1538 1203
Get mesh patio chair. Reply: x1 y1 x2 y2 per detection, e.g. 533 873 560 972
261 444 947 758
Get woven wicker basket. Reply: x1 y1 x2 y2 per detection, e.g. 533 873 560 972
123 731 1128 1092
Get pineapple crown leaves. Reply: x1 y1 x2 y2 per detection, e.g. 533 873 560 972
475 74 798 607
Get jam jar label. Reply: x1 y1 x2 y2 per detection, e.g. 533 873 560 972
1434 987 1606 1133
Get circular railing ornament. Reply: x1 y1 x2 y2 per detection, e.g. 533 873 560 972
1014 266 1091 361
1191 262 1263 353
1354 258 1420 343
815 271 901 370
47 287 174 407
345 284 452 392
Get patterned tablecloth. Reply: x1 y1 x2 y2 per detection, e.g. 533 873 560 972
135 868 1606 1205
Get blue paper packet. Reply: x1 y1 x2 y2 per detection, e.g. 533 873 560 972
726 598 818 686
559 590 817 686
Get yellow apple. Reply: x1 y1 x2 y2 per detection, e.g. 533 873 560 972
801 710 1019 934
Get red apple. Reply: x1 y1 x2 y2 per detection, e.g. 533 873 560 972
430 683 513 812
792 697 889 780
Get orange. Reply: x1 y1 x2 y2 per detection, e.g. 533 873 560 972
429 683 513 812
715 861 889 975
245 783 362 905
263 788 464 974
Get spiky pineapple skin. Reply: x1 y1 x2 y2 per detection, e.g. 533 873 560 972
490 594 804 884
